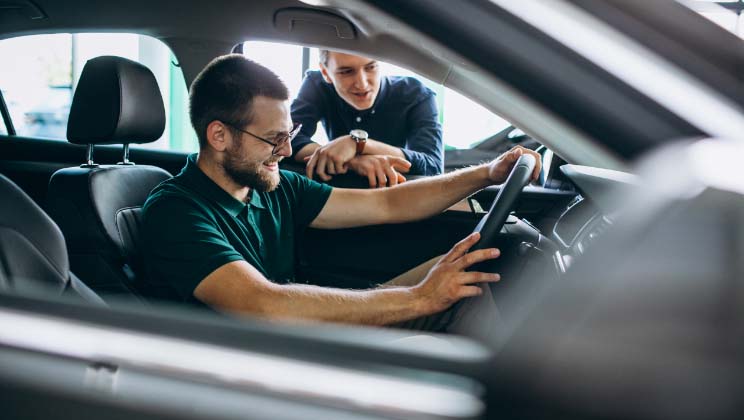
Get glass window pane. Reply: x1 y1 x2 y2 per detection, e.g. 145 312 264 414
0 33 196 152
375 59 510 149
0 34 72 139
243 41 330 144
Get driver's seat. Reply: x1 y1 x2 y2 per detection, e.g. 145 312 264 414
46 56 171 302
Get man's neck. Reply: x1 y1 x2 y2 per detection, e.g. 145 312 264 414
195 153 252 203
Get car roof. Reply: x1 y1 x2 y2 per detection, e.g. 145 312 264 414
1 0 740 167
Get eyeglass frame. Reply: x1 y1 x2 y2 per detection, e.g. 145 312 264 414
221 121 302 155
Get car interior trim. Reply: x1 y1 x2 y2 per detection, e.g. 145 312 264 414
0 307 484 419
494 0 744 140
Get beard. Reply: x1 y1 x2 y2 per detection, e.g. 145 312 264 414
222 142 281 192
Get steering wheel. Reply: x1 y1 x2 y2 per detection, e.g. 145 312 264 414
470 153 537 252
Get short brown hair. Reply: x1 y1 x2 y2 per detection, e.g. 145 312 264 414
189 54 289 149
319 49 330 67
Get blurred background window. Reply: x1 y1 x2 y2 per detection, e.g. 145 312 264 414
0 33 197 152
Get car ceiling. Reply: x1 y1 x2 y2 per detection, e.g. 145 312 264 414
0 0 729 169
0 0 450 83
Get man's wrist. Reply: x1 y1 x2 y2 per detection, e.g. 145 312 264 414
350 129 368 155
407 285 436 318
477 163 494 187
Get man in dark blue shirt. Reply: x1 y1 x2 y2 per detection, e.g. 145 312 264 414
291 50 444 187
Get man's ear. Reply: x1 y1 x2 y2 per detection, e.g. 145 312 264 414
206 120 230 152
319 63 333 84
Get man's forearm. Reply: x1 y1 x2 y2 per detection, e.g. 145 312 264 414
294 142 320 162
253 282 428 326
382 165 491 224
363 139 406 159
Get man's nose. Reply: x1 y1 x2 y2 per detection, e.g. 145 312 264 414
274 140 292 157
353 70 368 89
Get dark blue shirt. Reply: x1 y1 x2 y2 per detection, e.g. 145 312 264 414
291 71 444 175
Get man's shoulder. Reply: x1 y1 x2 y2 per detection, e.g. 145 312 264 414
143 176 203 217
385 76 434 101
301 70 327 88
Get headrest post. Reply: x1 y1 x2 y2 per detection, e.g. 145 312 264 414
80 144 99 168
118 144 135 165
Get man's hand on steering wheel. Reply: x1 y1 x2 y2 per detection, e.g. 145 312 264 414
487 146 542 185
413 232 502 316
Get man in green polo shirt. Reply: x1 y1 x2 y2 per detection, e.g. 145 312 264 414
142 54 540 333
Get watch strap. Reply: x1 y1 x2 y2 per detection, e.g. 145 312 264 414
355 138 366 155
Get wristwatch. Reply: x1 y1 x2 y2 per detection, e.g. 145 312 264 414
350 129 368 155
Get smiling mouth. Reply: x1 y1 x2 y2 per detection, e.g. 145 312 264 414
263 158 281 169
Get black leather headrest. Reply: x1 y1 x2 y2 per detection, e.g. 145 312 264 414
66 56 165 145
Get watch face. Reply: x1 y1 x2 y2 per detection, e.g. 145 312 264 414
350 129 368 141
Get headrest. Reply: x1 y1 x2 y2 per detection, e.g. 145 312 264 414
66 56 165 145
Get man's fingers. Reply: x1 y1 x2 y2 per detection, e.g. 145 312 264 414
367 171 377 188
442 232 481 263
316 155 331 181
305 153 318 179
512 146 542 181
458 271 501 285
526 149 542 181
375 167 387 189
384 166 398 187
504 147 523 165
396 173 406 184
454 248 500 271
391 157 412 173
457 285 484 299
331 156 347 174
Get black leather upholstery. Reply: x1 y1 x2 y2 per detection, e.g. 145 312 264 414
0 173 104 305
66 56 165 145
47 165 170 297
47 56 171 301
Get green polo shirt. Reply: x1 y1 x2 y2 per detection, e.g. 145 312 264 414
141 154 332 305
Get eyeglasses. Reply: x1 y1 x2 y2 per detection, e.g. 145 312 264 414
222 121 302 155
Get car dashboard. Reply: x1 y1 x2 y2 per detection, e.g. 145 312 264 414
550 164 637 273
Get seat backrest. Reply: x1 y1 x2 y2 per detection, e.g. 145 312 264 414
47 165 170 299
0 173 104 305
46 56 170 302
